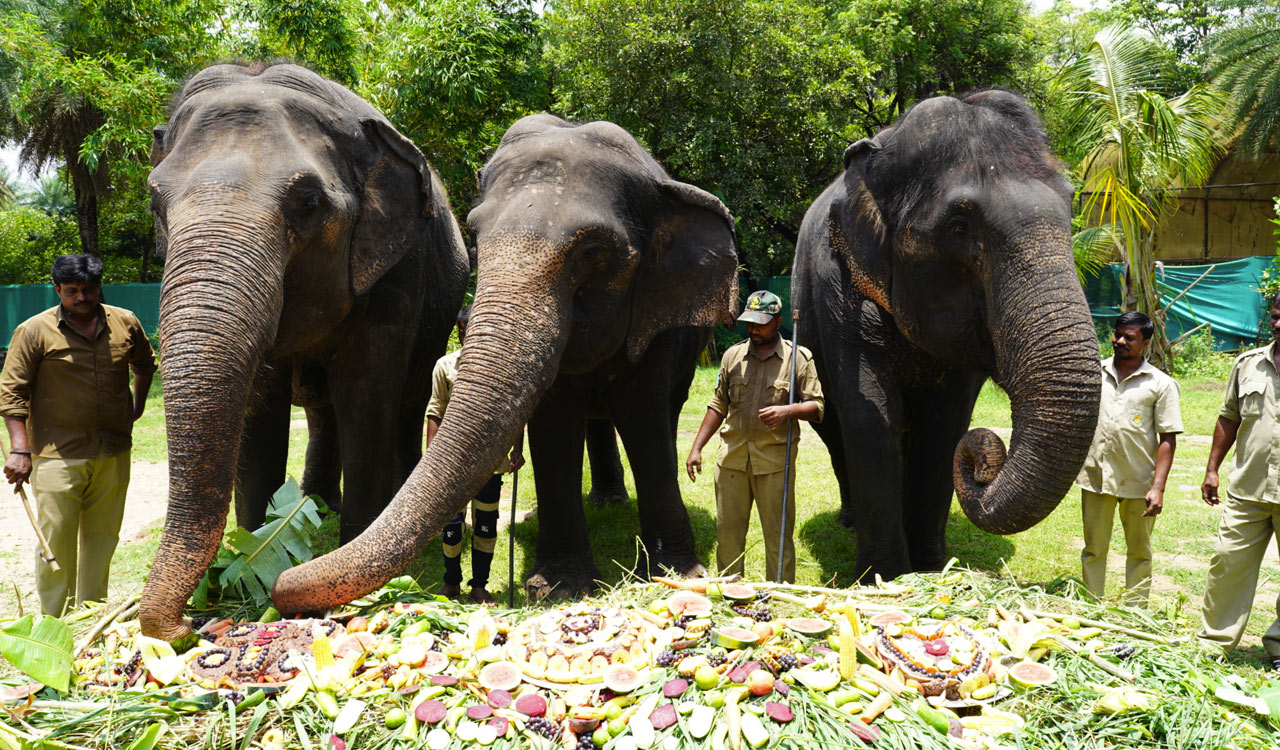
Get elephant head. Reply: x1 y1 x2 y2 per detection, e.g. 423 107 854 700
272 114 738 613
140 63 461 642
835 91 1099 534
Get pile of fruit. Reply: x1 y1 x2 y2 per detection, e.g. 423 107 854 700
8 569 1280 750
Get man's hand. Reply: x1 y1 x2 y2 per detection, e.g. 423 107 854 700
1143 487 1164 517
507 450 525 473
1202 470 1221 506
4 453 31 488
686 448 703 482
757 404 791 429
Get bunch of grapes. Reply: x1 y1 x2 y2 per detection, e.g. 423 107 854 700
115 650 142 676
754 591 772 603
676 614 698 628
751 608 771 622
190 616 211 631
776 653 799 672
655 650 683 667
219 689 245 705
575 732 595 750
706 650 728 667
492 632 508 646
1109 643 1137 660
526 717 561 740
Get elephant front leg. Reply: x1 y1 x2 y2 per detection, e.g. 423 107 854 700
526 385 600 599
901 371 986 571
234 365 292 531
301 404 342 514
585 418 628 507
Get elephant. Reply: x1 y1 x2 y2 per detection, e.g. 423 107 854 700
271 113 739 612
139 63 469 642
791 91 1101 582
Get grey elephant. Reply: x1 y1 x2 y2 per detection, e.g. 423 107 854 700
272 114 738 611
139 63 469 642
791 91 1100 582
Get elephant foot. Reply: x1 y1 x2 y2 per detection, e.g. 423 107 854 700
838 504 856 530
525 559 602 602
586 485 629 508
646 550 706 581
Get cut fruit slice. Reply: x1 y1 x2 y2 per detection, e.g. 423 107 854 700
785 618 834 637
722 584 757 602
668 591 713 617
711 627 760 649
478 661 522 692
1008 661 1057 688
421 651 450 675
603 664 642 694
514 693 547 717
869 611 911 628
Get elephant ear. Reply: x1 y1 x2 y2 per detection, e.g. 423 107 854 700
832 133 892 311
626 181 739 361
350 118 437 296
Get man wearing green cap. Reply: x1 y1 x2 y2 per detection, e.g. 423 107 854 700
686 290 824 582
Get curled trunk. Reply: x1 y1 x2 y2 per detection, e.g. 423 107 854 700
139 203 283 642
952 237 1101 535
271 276 570 614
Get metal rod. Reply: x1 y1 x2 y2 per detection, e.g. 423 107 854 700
508 466 518 609
776 314 799 584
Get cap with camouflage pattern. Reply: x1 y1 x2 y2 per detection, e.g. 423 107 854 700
737 290 782 324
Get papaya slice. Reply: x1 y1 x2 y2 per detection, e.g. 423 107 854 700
668 591 713 617
478 661 522 692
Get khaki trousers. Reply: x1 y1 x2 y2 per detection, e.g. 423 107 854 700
1198 496 1280 658
31 448 131 616
714 463 796 583
1080 489 1154 607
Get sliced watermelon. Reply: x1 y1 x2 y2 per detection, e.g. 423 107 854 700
603 664 642 693
723 584 757 602
786 617 834 637
668 591 713 617
1009 661 1057 688
869 611 911 628
479 661 522 692
712 627 760 649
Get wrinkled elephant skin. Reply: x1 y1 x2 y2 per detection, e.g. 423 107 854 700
139 63 468 642
792 92 1100 582
272 114 738 612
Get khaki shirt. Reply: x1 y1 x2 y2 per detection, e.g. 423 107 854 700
0 304 157 459
708 338 824 474
1219 342 1280 504
426 350 506 475
1076 357 1182 498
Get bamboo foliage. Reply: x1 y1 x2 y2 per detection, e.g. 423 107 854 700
1059 25 1227 367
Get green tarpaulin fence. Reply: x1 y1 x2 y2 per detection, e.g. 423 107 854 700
0 284 161 345
1083 257 1273 351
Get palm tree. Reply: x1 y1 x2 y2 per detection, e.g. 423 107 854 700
1206 11 1280 156
1059 25 1227 367
22 173 73 217
0 164 18 207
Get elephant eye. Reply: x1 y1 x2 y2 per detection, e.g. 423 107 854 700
947 215 971 237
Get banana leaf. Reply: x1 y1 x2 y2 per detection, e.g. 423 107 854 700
196 479 326 606
0 614 73 693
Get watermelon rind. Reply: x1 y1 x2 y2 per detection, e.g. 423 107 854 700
712 627 761 649
723 584 757 603
785 618 834 638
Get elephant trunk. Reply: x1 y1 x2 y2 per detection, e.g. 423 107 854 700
272 266 570 613
953 227 1101 534
139 200 284 642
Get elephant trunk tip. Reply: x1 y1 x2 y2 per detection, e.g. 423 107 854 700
952 427 1013 530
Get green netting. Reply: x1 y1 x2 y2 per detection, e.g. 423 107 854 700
1083 257 1273 351
0 284 161 346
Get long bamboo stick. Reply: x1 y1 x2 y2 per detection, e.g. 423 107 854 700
1026 609 1176 645
73 594 141 657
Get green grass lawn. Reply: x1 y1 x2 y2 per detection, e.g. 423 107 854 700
10 366 1279 663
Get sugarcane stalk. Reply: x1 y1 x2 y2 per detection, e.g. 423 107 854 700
1026 609 1175 645
73 594 141 657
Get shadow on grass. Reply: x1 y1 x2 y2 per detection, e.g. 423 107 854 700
798 506 1017 587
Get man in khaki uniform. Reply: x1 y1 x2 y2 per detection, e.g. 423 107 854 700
686 290 823 583
1199 292 1280 666
426 305 523 605
0 255 156 616
1076 311 1181 607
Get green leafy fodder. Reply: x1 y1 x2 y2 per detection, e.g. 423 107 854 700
0 613 73 692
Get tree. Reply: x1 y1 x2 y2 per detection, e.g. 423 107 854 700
0 164 17 207
837 0 1042 133
22 173 73 216
547 0 870 275
0 0 221 256
1096 0 1258 93
356 0 548 219
246 0 359 85
1206 9 1280 155
1059 25 1227 366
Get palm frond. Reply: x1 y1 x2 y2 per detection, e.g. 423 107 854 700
1206 12 1280 155
1072 224 1119 283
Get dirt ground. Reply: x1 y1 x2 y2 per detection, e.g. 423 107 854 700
0 460 169 606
